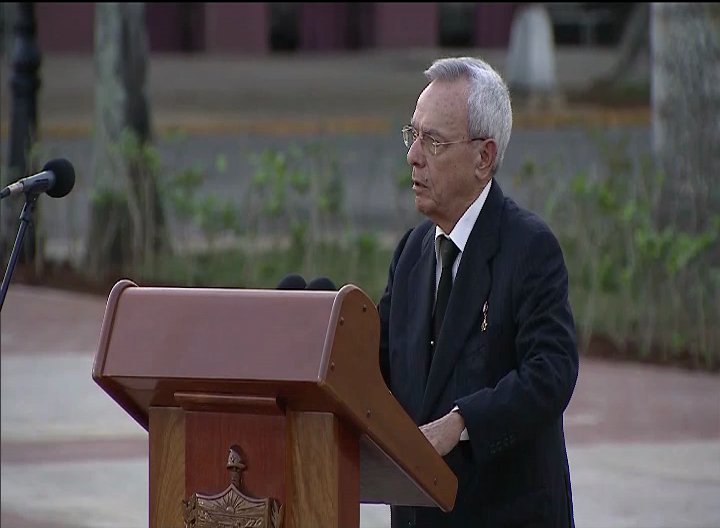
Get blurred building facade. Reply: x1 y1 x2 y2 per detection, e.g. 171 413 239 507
1 2 635 56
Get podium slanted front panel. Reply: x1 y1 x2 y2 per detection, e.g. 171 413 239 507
320 286 457 510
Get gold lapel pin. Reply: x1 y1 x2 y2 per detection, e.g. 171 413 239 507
481 301 488 332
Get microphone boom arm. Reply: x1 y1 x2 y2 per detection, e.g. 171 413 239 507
0 193 39 311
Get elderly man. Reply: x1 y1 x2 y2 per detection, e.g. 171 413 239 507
378 56 579 527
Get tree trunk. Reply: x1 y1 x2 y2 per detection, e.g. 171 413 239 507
594 3 650 88
87 2 166 280
2 2 41 268
651 2 720 233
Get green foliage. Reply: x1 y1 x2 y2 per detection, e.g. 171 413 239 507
134 140 394 303
242 142 349 276
516 131 719 370
89 187 128 209
142 242 394 302
55 126 719 371
85 127 169 278
161 156 242 248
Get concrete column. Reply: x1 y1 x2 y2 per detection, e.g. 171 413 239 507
505 4 558 97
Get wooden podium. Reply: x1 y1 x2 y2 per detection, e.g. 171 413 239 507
93 279 457 528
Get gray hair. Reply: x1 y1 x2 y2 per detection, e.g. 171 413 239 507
425 57 513 175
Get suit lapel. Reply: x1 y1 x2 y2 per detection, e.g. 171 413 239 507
404 226 436 423
420 181 504 423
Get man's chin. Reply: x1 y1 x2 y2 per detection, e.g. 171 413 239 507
414 197 434 218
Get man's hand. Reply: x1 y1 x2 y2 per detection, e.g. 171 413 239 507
420 410 465 456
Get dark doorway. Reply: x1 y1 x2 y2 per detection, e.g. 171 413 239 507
270 2 299 51
439 3 476 48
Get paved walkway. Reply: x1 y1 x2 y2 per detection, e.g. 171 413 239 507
1 284 719 528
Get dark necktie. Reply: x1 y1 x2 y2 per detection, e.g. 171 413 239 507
433 235 460 343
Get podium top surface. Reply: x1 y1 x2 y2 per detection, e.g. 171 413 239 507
93 279 457 511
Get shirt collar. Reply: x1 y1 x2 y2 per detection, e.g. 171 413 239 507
435 179 492 255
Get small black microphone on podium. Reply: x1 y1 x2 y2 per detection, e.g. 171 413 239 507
0 158 75 200
276 273 307 290
306 277 337 291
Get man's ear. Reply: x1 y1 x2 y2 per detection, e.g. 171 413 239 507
475 139 497 180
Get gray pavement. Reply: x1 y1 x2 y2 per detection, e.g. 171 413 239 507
2 284 719 528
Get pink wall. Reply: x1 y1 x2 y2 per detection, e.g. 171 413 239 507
204 3 269 54
31 2 515 55
36 2 94 53
475 3 517 48
146 4 205 52
373 3 438 48
299 3 350 51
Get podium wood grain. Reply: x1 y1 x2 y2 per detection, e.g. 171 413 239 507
185 410 286 502
149 407 185 528
286 411 359 528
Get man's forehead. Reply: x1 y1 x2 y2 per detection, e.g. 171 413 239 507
412 80 468 133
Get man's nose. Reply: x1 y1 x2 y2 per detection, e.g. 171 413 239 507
407 138 425 167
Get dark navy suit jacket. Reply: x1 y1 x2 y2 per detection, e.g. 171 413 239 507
378 180 579 527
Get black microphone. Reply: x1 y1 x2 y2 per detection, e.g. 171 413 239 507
276 273 307 290
0 158 75 199
306 277 337 291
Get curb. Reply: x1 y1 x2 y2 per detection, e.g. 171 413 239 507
0 107 651 141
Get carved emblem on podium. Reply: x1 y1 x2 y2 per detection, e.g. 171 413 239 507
183 444 284 528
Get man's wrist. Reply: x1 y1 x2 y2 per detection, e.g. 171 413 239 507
450 405 469 440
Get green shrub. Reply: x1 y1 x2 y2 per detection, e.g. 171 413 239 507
515 131 719 369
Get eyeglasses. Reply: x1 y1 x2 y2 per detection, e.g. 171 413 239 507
402 125 487 156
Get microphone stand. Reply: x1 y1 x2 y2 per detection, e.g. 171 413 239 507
0 192 39 311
